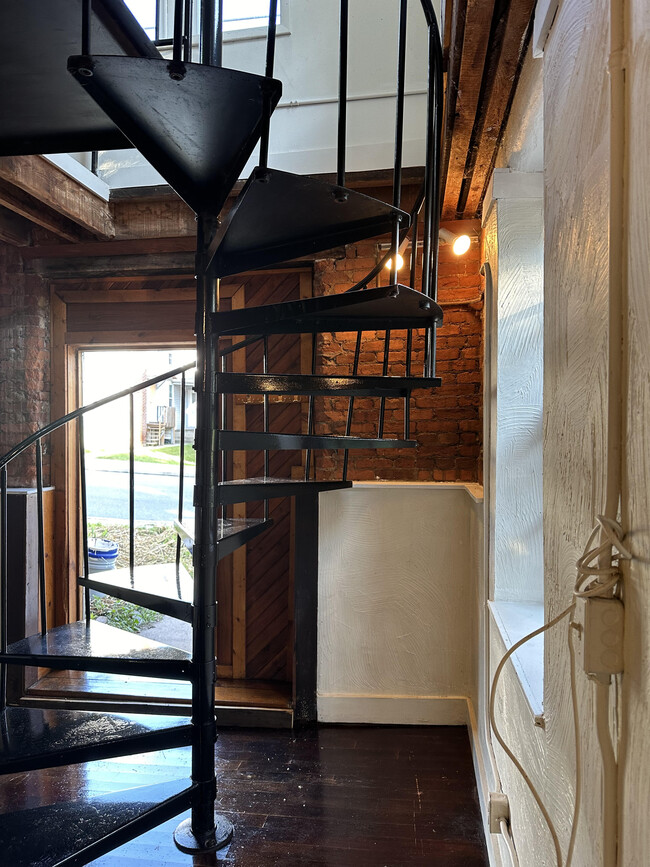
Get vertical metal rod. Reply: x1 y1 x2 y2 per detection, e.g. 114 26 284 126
185 216 230 846
1 466 8 711
342 332 362 481
173 0 184 64
78 417 90 623
263 336 270 520
422 20 444 376
337 0 349 188
35 440 47 636
215 0 223 66
259 0 279 169
410 211 419 290
176 371 187 579
129 393 135 579
378 330 391 438
183 0 194 61
304 335 317 481
91 151 99 176
200 0 219 66
404 327 413 439
220 355 228 520
390 0 409 287
81 0 91 55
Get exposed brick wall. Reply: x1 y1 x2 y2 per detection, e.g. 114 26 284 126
0 242 50 487
311 223 483 482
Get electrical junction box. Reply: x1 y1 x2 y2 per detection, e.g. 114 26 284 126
577 597 624 676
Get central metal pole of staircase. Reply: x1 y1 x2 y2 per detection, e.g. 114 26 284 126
174 216 233 854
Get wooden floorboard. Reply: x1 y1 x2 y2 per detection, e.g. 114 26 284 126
0 726 488 866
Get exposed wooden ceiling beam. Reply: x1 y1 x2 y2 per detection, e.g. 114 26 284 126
0 206 32 246
0 178 96 243
0 155 114 238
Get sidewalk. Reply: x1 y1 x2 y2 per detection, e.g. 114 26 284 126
86 456 196 478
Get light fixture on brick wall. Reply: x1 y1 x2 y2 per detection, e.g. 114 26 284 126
439 228 472 256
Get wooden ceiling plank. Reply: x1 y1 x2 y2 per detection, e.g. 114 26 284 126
0 178 94 243
0 206 32 246
0 156 114 238
441 0 496 219
441 0 469 212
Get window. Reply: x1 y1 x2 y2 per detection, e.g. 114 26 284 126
124 0 281 42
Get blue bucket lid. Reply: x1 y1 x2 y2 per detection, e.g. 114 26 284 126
88 537 119 558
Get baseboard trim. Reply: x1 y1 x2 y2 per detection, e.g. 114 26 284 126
466 699 503 867
317 693 469 725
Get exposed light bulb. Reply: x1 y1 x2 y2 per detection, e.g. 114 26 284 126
452 234 471 256
385 253 404 271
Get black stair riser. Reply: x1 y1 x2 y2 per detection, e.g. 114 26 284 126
215 373 442 396
217 478 352 504
0 653 192 680
218 430 416 451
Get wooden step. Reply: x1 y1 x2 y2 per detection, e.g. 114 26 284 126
218 477 352 504
68 56 282 214
213 283 443 336
0 775 193 866
3 620 192 680
0 706 192 775
208 167 409 276
173 517 273 559
218 431 416 451
80 562 193 623
216 372 442 397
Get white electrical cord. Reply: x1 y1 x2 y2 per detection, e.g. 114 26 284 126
489 516 632 867
500 818 520 867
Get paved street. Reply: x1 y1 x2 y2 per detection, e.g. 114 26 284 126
86 468 195 522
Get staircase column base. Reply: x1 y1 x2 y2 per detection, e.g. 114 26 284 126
173 814 234 853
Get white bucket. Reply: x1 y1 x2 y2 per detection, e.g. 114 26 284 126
88 538 119 573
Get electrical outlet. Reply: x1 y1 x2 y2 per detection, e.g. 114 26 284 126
488 792 510 834
577 597 624 676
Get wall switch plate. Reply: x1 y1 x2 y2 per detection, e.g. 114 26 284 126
488 792 510 834
577 597 624 676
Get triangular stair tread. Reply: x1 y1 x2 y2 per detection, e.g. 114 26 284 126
219 431 417 451
218 477 353 504
173 518 273 560
0 0 159 156
217 373 442 396
0 706 192 775
214 283 443 335
4 620 192 680
209 167 410 277
80 563 193 623
68 56 282 214
0 776 193 865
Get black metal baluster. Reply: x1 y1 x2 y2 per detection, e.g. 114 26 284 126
390 0 408 287
81 0 91 55
378 330 391 438
337 0 349 187
78 417 90 623
176 370 187 583
263 336 270 519
410 209 419 290
0 466 8 711
405 328 413 440
129 393 135 581
259 0 279 169
342 332 362 481
173 0 184 65
35 439 47 636
183 0 194 62
200 0 221 66
220 354 228 521
304 335 317 481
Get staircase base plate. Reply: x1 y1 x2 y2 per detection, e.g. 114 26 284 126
174 814 234 853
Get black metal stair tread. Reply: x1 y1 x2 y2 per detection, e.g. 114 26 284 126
219 431 417 451
80 563 194 623
0 0 159 156
0 775 193 865
209 167 410 277
217 373 442 396
173 518 273 560
213 283 443 335
3 621 192 680
68 56 282 215
0 706 192 775
218 477 353 504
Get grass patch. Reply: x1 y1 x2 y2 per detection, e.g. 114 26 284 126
154 444 196 464
96 444 196 465
87 521 193 633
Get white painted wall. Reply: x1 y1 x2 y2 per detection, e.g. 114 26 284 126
317 482 480 725
476 1 650 865
97 0 435 188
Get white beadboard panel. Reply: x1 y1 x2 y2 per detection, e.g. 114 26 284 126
317 486 477 714
317 695 469 726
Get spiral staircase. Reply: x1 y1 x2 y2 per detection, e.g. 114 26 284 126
0 0 445 862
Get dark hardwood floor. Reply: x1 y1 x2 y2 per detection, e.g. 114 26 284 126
0 725 488 866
